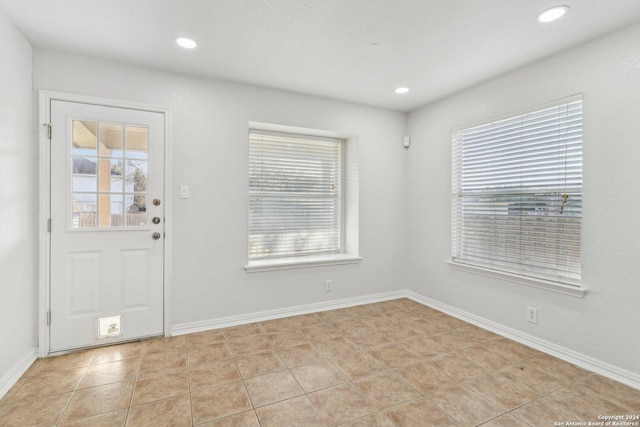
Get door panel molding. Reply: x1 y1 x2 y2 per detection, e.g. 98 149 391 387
67 251 102 316
39 91 173 356
120 249 152 310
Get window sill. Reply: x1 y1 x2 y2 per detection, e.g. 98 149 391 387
447 260 587 298
245 254 362 272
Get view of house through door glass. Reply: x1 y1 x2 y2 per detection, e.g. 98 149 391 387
49 100 165 352
71 120 149 229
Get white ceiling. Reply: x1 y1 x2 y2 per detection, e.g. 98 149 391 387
2 0 640 112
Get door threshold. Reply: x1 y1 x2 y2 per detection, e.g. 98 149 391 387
46 334 164 357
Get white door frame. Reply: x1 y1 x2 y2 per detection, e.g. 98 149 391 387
38 90 173 357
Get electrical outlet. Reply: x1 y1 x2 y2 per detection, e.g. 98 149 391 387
325 280 332 292
527 306 538 324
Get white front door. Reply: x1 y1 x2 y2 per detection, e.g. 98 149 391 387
49 100 165 352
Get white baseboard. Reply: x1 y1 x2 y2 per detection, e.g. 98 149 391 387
405 290 640 391
171 289 639 391
0 347 38 400
172 290 406 335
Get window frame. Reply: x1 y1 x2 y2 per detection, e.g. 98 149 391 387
449 95 585 296
245 122 360 272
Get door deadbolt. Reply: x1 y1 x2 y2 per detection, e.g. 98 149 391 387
152 217 161 224
153 198 161 206
152 232 161 240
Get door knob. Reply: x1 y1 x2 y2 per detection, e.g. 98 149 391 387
153 198 161 206
152 232 161 240
152 217 161 224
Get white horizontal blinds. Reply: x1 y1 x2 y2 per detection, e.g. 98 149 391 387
452 98 582 285
249 129 342 259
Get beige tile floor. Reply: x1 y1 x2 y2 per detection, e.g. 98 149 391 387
1 298 639 426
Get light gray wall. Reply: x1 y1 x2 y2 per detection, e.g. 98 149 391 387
406 22 640 375
32 49 409 326
0 9 36 378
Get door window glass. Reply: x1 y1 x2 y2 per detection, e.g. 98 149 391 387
71 120 149 229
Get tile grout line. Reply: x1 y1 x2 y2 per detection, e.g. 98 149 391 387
122 348 144 427
185 337 195 427
53 351 95 425
229 329 265 426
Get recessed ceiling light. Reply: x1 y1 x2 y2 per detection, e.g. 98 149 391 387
538 6 569 23
395 87 410 94
175 37 197 49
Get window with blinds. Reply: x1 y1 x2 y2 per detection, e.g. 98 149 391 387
249 129 342 260
451 97 582 286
